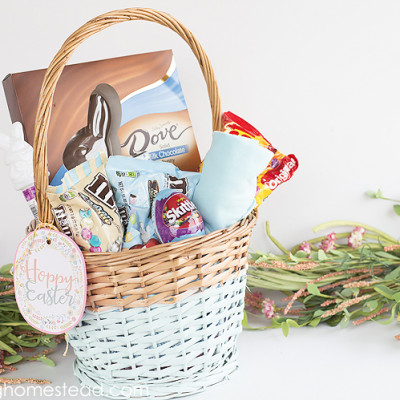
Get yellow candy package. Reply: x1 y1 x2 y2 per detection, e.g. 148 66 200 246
46 152 123 252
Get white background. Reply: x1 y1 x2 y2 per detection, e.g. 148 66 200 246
3 0 400 262
1 1 400 399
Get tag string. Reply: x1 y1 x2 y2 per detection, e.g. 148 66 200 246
11 222 59 275
63 335 69 356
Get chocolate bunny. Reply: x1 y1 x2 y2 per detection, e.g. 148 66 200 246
63 83 122 170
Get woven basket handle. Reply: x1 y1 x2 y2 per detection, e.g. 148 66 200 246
33 7 222 224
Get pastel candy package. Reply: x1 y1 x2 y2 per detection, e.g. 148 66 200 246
152 189 205 243
222 111 299 207
106 156 200 249
193 131 269 232
46 152 124 252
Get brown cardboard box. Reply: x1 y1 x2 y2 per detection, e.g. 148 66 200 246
3 50 200 184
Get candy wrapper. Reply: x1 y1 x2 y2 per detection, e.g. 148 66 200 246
46 152 123 252
106 156 200 249
222 112 298 206
193 131 269 232
152 189 205 243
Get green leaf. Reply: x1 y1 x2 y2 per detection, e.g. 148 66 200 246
393 292 400 303
289 252 312 262
386 266 400 280
0 339 17 355
37 356 55 367
363 300 378 312
287 319 302 328
309 318 321 327
242 310 249 329
330 249 345 257
313 309 325 317
0 327 13 338
351 308 366 319
394 205 400 216
375 251 400 260
241 310 273 331
7 333 40 347
341 288 354 298
303 295 315 304
376 189 383 198
326 314 343 327
366 190 378 199
293 251 309 259
318 250 328 261
4 355 23 365
307 283 321 296
340 317 349 329
374 285 396 299
41 338 58 348
281 321 289 337
0 264 13 275
377 304 397 325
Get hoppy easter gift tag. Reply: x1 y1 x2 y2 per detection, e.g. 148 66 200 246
13 228 86 334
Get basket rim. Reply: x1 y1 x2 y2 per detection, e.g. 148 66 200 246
82 209 257 261
83 209 257 311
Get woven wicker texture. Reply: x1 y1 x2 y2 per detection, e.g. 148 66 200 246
86 210 256 310
66 269 246 400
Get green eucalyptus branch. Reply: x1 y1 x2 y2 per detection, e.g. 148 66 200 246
265 221 289 254
313 220 398 244
245 221 400 336
366 189 400 216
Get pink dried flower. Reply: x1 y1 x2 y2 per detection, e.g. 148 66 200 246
348 226 365 249
299 241 312 254
245 291 264 314
245 291 275 319
263 299 276 319
320 232 336 252
327 233 337 241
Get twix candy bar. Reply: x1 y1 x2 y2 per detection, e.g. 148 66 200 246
222 112 298 206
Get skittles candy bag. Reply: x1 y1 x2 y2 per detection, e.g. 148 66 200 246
152 189 205 243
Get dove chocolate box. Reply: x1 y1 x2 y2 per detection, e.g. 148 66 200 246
3 50 201 185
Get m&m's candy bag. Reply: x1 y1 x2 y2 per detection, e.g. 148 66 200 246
46 152 123 252
106 157 200 249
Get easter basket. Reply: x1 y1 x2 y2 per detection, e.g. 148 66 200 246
32 7 258 400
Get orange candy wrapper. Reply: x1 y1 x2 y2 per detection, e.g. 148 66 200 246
222 112 298 207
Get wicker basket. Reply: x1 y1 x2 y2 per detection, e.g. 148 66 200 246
32 7 258 399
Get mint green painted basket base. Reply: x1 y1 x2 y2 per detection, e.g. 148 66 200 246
66 269 246 399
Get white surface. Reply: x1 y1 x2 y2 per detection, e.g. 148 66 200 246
4 318 400 400
1 1 400 400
